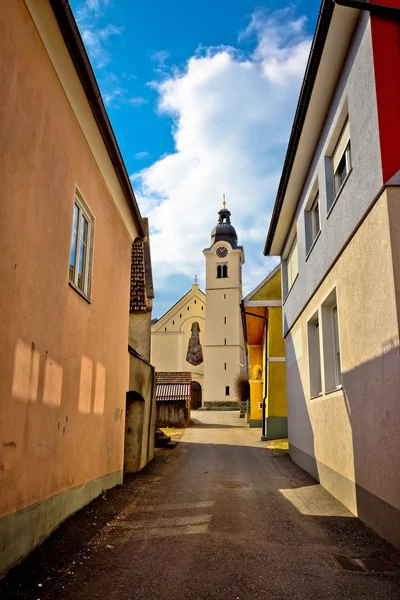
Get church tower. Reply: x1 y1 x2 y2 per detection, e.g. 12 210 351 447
203 202 245 407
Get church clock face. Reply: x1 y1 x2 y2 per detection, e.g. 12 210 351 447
216 246 228 258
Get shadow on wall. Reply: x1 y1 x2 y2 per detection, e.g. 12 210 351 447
1 338 125 517
287 332 400 549
125 347 156 474
10 339 110 415
342 340 400 547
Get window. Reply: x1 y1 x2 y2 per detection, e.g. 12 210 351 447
332 305 342 387
194 300 197 304
224 338 226 345
187 306 189 311
305 192 320 253
286 237 298 293
69 193 93 298
180 314 182 318
225 386 230 396
201 306 203 310
332 119 351 199
320 288 342 392
224 294 226 299
308 313 322 398
164 327 167 332
224 363 227 370
217 265 228 278
224 316 226 324
172 321 174 325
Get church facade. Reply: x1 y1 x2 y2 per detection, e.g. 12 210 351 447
151 205 246 408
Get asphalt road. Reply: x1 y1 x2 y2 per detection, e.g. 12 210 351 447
2 411 400 599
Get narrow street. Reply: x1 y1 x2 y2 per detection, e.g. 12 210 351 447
1 411 399 599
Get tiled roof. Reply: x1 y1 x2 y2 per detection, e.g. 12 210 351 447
130 219 154 312
156 372 192 402
143 219 154 300
130 239 147 312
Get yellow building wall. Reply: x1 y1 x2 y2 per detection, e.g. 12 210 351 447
266 306 287 418
252 268 282 301
246 267 287 436
249 346 263 423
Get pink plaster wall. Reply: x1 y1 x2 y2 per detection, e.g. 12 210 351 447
0 1 133 518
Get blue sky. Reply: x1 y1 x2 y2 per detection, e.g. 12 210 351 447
70 0 321 317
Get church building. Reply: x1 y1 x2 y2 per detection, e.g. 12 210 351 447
151 204 246 409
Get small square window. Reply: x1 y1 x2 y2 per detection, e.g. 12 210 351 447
69 191 94 299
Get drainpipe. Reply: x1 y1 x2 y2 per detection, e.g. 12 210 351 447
333 0 400 19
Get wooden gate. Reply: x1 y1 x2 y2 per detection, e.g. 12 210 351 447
191 381 202 410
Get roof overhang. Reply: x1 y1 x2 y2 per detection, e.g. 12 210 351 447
36 0 146 239
243 306 267 346
264 0 360 256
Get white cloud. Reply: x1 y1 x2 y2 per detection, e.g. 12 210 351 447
102 88 147 108
75 1 122 68
151 50 170 65
135 152 151 160
133 9 310 309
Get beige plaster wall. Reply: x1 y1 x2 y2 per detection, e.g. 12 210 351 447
0 0 137 521
129 308 152 363
151 285 206 388
203 243 245 404
286 190 400 542
125 352 156 473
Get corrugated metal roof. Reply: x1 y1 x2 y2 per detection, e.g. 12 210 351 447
156 372 192 402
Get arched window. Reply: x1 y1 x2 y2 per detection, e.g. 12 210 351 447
217 265 222 278
222 265 228 278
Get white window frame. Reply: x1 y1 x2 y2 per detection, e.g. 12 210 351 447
320 288 342 393
309 193 320 244
307 312 322 399
331 304 342 388
305 189 321 255
69 190 94 300
286 236 299 293
332 119 351 198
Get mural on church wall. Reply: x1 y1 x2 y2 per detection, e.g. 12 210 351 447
186 322 204 366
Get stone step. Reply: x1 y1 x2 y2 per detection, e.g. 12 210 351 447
154 434 171 448
165 440 178 449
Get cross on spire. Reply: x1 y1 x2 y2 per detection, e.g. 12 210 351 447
194 274 198 285
222 194 226 209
